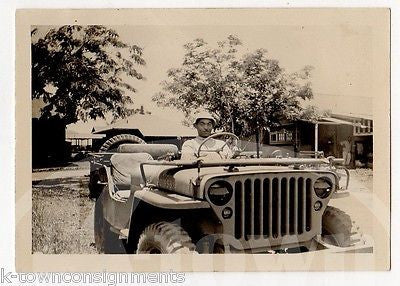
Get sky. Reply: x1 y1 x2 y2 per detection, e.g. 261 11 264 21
35 21 380 133
116 24 375 109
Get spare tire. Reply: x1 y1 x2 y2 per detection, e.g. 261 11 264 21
322 206 356 247
99 134 146 152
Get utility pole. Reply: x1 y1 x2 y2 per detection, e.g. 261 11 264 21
314 123 319 158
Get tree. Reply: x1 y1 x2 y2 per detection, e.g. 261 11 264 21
153 35 315 137
32 25 145 125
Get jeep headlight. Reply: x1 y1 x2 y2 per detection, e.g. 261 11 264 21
207 181 233 206
314 177 333 199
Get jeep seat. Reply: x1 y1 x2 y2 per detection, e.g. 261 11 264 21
110 153 153 190
110 153 172 193
117 144 179 160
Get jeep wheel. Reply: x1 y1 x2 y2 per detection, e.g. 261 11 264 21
136 222 196 254
94 198 126 254
99 134 146 152
321 206 357 247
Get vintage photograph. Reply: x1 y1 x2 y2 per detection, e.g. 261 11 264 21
16 9 390 271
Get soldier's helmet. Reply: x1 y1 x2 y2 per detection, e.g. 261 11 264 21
193 111 217 127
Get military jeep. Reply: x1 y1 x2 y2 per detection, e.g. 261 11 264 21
89 133 368 254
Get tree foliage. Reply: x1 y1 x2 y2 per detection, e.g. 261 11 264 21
153 35 315 137
32 25 145 124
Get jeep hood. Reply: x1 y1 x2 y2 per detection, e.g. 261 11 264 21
147 165 296 199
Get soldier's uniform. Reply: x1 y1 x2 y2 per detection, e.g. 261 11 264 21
181 136 232 160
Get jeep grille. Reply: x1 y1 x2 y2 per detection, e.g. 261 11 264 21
233 176 313 240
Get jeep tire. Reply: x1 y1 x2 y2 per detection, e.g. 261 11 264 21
136 222 196 254
99 134 146 152
322 206 354 247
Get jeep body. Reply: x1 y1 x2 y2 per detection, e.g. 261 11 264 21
90 142 365 254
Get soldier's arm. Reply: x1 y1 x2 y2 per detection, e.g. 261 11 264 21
180 141 197 160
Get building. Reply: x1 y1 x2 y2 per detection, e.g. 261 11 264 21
92 111 197 151
265 113 373 168
32 99 71 167
66 130 106 152
326 113 373 168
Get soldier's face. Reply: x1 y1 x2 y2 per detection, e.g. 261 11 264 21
195 119 214 137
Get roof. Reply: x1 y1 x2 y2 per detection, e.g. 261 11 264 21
93 113 197 137
319 117 369 128
299 116 369 128
66 130 106 139
330 112 373 121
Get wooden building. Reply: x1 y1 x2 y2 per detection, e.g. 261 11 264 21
264 113 373 168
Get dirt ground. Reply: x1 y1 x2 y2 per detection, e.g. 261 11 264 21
32 165 374 254
32 167 97 254
349 168 373 192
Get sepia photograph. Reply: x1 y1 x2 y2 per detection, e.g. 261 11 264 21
15 8 390 272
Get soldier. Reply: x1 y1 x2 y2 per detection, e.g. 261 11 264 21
340 136 352 166
181 112 233 160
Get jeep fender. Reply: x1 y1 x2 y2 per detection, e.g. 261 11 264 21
133 188 210 210
126 189 214 252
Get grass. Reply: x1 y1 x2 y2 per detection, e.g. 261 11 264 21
32 176 97 254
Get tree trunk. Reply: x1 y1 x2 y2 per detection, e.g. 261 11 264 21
294 122 299 158
230 113 235 134
256 128 260 158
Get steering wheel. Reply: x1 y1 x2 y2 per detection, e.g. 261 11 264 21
271 149 283 158
196 132 240 159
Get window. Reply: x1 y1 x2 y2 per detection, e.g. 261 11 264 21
353 118 373 136
269 129 294 145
